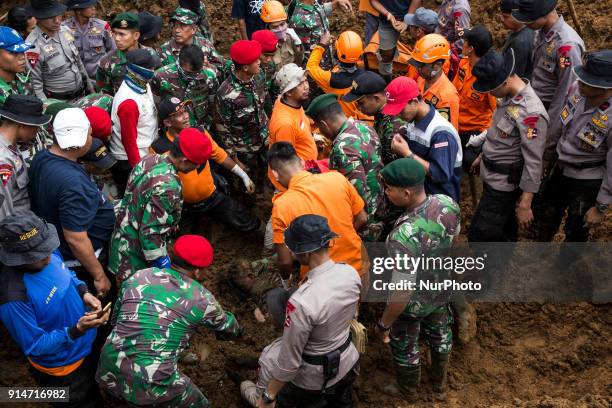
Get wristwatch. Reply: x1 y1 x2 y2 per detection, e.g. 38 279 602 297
262 391 276 404
595 202 609 213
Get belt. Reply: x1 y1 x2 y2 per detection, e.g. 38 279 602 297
44 86 85 100
302 336 352 366
559 160 605 170
64 247 103 268
482 155 522 175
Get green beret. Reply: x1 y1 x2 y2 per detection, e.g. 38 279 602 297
44 102 74 122
112 12 140 30
305 93 339 120
171 7 198 25
381 158 426 187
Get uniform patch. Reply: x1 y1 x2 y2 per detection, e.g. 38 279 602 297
560 107 570 120
434 141 449 148
527 128 538 139
438 107 450 121
545 43 555 56
559 56 571 68
458 68 466 82
523 116 539 139
592 117 606 129
558 45 573 56
430 96 439 106
578 130 603 150
470 92 482 101
284 301 296 328
599 113 609 121
507 106 520 119
0 164 14 186
25 51 39 68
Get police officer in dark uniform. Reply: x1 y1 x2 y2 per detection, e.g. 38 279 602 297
537 50 612 241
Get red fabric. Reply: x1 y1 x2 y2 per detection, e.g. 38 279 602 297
382 77 420 116
117 99 141 167
85 106 112 141
252 30 278 53
230 40 262 64
173 235 214 267
178 128 212 164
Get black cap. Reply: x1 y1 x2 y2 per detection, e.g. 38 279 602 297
81 138 117 170
159 97 193 121
138 11 163 41
512 0 557 24
0 210 60 266
66 0 97 9
472 48 516 93
126 48 161 70
27 0 67 19
462 25 493 57
284 214 338 255
500 0 519 13
342 71 387 103
7 7 32 34
0 94 51 126
574 49 612 89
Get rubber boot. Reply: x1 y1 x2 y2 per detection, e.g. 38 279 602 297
382 364 420 401
430 352 450 400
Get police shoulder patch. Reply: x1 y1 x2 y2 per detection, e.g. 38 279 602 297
0 164 14 186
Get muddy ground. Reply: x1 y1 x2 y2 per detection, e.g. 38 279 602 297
1 0 611 407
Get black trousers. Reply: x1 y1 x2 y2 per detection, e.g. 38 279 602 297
276 364 359 408
535 168 601 242
110 160 132 198
29 354 102 408
468 183 522 242
182 189 261 232
459 131 483 172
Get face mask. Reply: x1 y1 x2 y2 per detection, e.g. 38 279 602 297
271 23 288 41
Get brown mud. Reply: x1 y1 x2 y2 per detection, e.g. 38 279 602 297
0 0 611 407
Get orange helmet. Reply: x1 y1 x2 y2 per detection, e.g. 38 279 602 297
260 1 287 23
410 34 451 64
336 31 363 64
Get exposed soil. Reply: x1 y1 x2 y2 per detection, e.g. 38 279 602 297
0 0 611 407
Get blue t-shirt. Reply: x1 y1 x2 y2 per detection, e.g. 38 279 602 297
231 0 266 39
28 149 115 261
379 0 415 19
0 253 96 368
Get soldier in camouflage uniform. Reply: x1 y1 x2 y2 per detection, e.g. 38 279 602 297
96 12 156 95
179 0 215 42
306 93 384 240
158 8 225 71
0 27 34 105
108 128 213 285
252 29 282 116
214 40 268 179
97 235 242 407
73 92 112 112
375 158 459 401
152 44 219 131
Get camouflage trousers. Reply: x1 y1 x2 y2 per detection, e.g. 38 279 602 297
154 381 209 408
390 303 453 367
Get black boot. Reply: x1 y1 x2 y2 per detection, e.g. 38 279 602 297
430 352 450 400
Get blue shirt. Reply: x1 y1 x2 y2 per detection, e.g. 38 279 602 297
379 0 415 19
408 105 462 202
231 0 266 39
0 253 96 368
28 149 115 261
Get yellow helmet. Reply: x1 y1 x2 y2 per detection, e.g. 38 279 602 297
411 34 451 64
260 0 287 23
336 31 363 64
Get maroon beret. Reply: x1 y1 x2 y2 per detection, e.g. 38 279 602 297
229 39 262 65
252 30 278 54
177 128 212 164
173 235 213 268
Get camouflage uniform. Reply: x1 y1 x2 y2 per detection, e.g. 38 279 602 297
192 0 214 42
73 92 113 112
107 154 183 284
158 36 225 71
96 266 241 407
214 71 269 167
386 194 460 367
152 62 219 130
96 45 156 95
374 112 406 165
328 118 384 240
0 72 33 105
221 59 277 116
288 0 332 67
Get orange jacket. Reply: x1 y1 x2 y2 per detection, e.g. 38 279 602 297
452 58 497 133
417 73 460 130
359 0 379 16
306 45 374 124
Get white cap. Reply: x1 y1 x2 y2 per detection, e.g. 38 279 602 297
53 108 91 149
275 63 307 95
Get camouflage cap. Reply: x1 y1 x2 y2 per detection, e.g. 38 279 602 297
171 7 198 25
381 158 426 187
111 12 140 30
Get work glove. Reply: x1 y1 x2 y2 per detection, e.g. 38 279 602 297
286 28 302 45
151 256 171 269
231 164 256 194
466 130 487 148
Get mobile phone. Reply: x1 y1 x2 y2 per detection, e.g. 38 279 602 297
97 302 112 318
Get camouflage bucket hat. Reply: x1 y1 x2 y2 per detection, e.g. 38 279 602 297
171 7 198 25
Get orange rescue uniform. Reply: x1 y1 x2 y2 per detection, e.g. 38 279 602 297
417 73 460 130
272 170 365 278
306 45 374 124
359 0 378 15
452 58 497 133
267 97 318 191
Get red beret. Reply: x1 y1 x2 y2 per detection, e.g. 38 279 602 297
252 30 278 54
173 235 213 268
230 40 262 65
84 106 111 141
177 128 212 164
